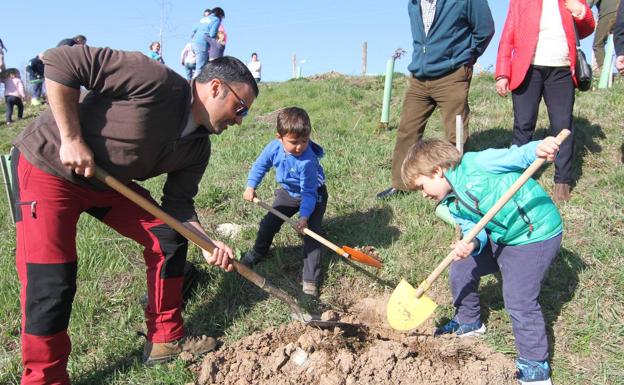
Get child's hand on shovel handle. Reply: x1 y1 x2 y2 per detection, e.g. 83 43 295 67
295 217 308 234
537 136 561 162
450 239 477 261
243 186 257 202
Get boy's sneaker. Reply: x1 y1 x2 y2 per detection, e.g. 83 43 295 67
302 281 318 297
434 317 486 337
240 249 264 268
143 335 217 366
516 357 552 385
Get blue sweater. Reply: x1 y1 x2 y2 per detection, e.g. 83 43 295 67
247 139 326 218
192 15 220 42
407 0 494 78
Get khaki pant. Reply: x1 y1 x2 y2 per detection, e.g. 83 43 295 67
391 65 472 189
593 11 617 70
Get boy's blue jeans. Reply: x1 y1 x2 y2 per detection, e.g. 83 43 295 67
251 186 328 283
449 233 562 361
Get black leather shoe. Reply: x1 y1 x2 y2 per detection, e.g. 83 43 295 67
376 187 406 200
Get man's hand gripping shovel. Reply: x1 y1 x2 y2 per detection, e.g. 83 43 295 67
387 130 570 331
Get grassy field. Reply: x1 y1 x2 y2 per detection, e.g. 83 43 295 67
0 73 622 385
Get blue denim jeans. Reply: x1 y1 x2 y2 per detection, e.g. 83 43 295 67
192 38 210 78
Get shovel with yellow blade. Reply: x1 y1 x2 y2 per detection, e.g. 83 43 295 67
387 129 570 331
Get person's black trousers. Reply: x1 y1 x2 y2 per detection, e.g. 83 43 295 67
5 95 24 123
252 185 328 283
511 65 575 184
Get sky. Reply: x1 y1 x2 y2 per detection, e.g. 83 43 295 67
1 0 599 82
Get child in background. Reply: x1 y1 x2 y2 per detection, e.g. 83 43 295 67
401 137 563 385
242 107 327 297
2 68 26 124
147 41 164 64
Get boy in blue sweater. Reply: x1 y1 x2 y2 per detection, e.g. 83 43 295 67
242 107 327 297
401 137 563 385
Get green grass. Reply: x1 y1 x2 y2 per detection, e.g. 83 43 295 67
0 73 623 385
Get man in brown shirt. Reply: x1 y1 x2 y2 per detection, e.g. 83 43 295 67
11 45 258 385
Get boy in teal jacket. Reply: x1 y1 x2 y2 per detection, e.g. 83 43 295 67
401 136 563 385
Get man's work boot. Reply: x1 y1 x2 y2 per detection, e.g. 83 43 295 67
143 335 217 366
552 183 571 203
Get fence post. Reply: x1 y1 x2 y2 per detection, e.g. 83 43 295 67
598 34 615 89
379 49 406 130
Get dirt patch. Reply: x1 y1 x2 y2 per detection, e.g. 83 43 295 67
192 297 516 385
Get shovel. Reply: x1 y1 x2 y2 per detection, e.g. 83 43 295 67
387 130 570 331
252 197 382 269
94 166 318 325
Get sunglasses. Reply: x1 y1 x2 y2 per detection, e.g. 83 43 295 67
222 81 249 117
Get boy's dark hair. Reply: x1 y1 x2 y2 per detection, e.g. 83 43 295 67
401 139 461 190
196 56 259 97
276 107 312 138
212 7 225 18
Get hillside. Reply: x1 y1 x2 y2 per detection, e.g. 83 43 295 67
0 73 622 385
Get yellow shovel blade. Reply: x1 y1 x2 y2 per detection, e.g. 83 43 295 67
387 279 438 331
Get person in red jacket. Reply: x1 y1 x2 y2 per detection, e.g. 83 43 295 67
495 0 594 204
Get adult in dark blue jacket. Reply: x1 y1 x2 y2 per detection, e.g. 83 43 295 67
377 0 494 199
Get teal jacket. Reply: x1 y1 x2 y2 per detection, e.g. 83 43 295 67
441 141 563 253
407 0 494 78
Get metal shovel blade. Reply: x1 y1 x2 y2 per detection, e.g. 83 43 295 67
387 279 438 331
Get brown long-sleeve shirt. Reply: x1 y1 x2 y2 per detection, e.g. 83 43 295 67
13 45 211 222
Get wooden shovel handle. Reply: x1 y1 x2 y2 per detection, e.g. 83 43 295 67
414 130 571 298
94 166 306 316
252 197 347 256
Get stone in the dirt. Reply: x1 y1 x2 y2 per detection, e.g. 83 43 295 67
336 351 355 374
297 332 320 352
291 347 309 366
321 310 340 321
270 348 289 372
216 223 242 239
197 357 217 385
319 373 345 385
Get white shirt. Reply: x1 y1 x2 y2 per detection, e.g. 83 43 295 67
532 0 570 67
247 60 262 79
420 0 437 36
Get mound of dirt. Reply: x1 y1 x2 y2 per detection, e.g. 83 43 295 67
193 297 516 385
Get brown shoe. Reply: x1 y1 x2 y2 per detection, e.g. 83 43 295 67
552 183 571 203
143 335 217 366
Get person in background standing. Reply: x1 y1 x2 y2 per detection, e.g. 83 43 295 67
2 68 26 124
376 0 495 200
180 42 196 81
26 53 45 106
147 41 165 64
247 52 262 83
191 7 224 76
588 0 621 72
495 0 595 203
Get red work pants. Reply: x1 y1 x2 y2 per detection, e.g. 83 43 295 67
15 154 187 385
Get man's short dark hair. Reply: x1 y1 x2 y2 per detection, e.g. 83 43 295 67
196 56 259 97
